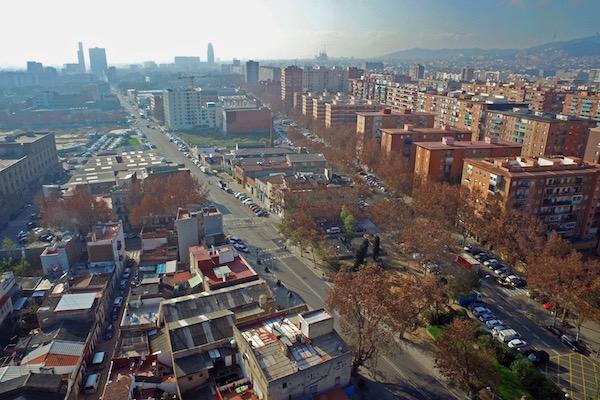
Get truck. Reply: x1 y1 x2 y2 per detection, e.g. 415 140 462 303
456 253 480 272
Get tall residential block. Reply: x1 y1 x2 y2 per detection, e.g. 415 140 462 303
481 107 595 158
409 64 425 80
245 60 259 85
281 66 303 107
88 47 108 78
462 156 600 243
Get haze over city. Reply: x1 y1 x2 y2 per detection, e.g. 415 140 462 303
2 0 600 67
1 1 600 400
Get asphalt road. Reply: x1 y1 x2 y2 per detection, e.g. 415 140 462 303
119 95 462 400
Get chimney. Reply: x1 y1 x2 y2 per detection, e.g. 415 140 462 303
441 137 455 145
404 124 414 132
484 136 498 144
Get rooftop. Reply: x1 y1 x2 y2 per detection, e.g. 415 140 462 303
122 297 163 328
54 292 96 312
21 340 84 366
0 131 51 145
160 279 272 324
238 312 348 382
168 309 235 352
465 156 600 177
490 107 587 122
414 137 522 150
190 245 258 290
381 126 469 135
91 222 121 241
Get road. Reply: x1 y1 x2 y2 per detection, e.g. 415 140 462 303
119 95 462 400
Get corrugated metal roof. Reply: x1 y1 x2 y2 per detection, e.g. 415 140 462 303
55 292 95 312
21 340 84 365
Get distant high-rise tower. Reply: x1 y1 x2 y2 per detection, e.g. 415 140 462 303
207 43 215 65
246 60 259 85
409 63 425 81
77 42 86 72
89 47 108 78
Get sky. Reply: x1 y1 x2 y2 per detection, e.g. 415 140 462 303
1 0 599 68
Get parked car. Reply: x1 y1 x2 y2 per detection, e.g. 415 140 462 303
545 324 563 337
325 227 341 234
491 325 508 336
473 306 492 317
119 279 128 290
104 324 113 340
560 334 584 353
498 329 521 343
507 338 528 348
233 243 249 253
479 313 495 322
113 296 123 307
229 236 241 243
528 350 550 366
485 319 504 329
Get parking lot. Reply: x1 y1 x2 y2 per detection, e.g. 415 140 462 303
546 353 600 400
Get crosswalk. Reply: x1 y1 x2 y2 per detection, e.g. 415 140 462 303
497 286 529 297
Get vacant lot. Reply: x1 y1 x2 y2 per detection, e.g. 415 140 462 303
175 129 270 148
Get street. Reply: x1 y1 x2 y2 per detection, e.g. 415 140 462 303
120 96 462 400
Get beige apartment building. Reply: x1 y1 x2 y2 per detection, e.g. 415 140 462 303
461 155 600 243
0 131 59 220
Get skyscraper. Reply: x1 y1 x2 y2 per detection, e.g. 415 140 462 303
207 43 215 65
461 66 474 82
246 60 259 85
26 61 44 75
77 42 86 72
88 47 108 78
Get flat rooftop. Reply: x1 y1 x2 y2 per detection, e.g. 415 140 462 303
239 314 348 382
381 127 469 135
122 297 163 328
465 156 600 177
54 292 96 312
0 131 51 144
414 138 522 150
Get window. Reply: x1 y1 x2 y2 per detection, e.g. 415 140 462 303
335 376 341 386
282 382 287 389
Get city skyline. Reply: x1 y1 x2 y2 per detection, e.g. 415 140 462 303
2 0 599 68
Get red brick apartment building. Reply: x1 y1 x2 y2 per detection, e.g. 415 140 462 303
481 107 595 158
281 66 303 107
222 107 272 134
562 92 600 122
461 156 600 243
355 108 435 160
380 125 470 157
413 137 522 183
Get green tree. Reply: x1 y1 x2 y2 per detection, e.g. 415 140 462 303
342 213 357 242
372 235 381 261
2 237 16 252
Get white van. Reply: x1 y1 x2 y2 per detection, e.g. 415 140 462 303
91 351 106 367
84 373 99 393
498 329 520 343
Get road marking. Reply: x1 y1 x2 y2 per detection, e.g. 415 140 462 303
497 304 506 311
569 353 573 398
580 354 587 400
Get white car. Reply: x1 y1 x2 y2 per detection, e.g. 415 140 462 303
233 243 249 253
507 339 528 348
483 259 498 266
473 307 492 317
491 325 507 336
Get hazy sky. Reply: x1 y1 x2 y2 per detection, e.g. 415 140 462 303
2 0 598 68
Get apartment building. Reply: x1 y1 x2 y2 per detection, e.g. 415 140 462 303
562 92 600 122
0 132 59 220
222 107 272 134
413 137 522 183
234 308 352 400
281 66 303 107
87 221 126 277
356 109 435 160
301 92 314 116
163 88 222 130
380 125 470 157
584 127 600 163
461 82 567 113
481 107 595 158
312 94 334 125
259 66 281 83
384 84 420 111
188 245 258 291
461 156 600 242
325 99 379 128
0 272 16 326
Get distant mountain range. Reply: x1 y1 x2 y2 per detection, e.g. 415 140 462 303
381 34 600 61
